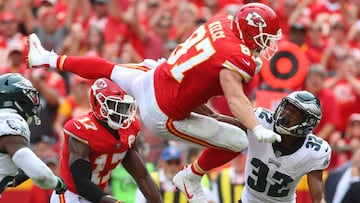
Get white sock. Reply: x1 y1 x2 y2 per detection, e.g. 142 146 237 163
49 55 59 69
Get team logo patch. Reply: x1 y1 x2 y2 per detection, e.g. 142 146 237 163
92 78 108 90
6 120 28 136
13 80 33 90
245 12 267 28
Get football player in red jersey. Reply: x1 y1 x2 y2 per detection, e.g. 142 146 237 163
49 78 162 203
28 3 282 202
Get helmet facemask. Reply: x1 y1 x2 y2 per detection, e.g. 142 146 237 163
253 28 282 60
96 92 137 130
17 88 41 125
274 102 307 137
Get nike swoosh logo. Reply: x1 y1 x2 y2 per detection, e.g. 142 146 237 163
183 180 193 199
242 58 250 66
74 122 81 130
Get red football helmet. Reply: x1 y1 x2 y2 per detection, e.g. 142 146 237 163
233 3 282 60
90 78 137 130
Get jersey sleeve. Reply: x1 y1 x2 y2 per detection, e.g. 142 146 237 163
253 107 274 129
0 112 30 143
63 119 90 145
223 52 256 83
307 136 332 171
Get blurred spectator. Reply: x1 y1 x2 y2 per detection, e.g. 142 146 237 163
80 26 105 57
347 20 360 59
21 0 73 53
199 0 219 21
303 64 340 141
211 152 246 203
144 8 175 59
59 23 84 56
324 54 360 134
87 0 110 31
173 2 200 43
0 12 26 67
287 22 307 48
138 0 162 31
331 113 360 167
321 20 350 75
309 0 353 38
325 147 360 203
0 40 29 76
304 21 328 64
29 69 67 144
275 0 302 38
135 145 184 202
53 74 91 145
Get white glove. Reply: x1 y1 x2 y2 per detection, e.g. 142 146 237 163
251 125 281 143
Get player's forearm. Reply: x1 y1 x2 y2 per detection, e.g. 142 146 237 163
12 147 58 189
137 175 163 203
227 95 258 130
220 69 259 130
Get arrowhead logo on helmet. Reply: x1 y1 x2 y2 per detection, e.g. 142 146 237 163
245 12 267 28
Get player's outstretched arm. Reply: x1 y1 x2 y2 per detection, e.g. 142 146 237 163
219 69 281 143
1 135 66 193
122 143 163 203
307 170 327 203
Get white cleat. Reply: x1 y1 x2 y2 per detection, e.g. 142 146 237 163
27 33 56 69
173 166 208 203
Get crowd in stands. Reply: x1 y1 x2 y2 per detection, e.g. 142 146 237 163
1 0 360 202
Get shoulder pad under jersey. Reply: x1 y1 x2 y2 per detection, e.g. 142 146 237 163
0 112 30 143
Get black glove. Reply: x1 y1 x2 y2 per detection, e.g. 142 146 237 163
0 169 29 195
54 177 67 194
0 176 14 195
8 169 29 187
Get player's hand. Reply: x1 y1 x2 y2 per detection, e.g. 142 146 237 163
251 125 281 143
54 177 67 194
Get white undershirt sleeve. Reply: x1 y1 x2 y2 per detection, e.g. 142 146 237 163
12 147 58 189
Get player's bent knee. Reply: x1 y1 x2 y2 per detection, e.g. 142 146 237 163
221 123 248 152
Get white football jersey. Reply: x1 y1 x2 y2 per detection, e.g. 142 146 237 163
0 110 30 181
241 107 331 203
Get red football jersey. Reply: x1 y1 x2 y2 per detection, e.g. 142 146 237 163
60 113 140 193
154 14 257 120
